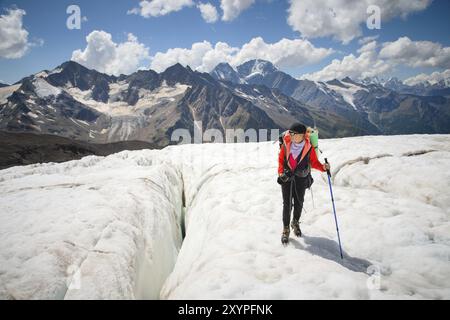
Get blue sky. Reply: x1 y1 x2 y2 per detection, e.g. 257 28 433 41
1 0 449 84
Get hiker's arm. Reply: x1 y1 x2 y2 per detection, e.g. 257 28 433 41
278 147 285 175
310 147 326 172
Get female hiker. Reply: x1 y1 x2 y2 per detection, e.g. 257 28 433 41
277 123 330 245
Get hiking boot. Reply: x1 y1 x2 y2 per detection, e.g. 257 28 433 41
281 227 290 245
291 219 302 237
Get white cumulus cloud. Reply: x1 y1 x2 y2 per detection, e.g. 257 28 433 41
232 37 334 69
300 36 450 82
71 31 150 76
150 37 334 73
379 36 450 69
220 0 255 21
358 35 379 45
300 41 390 81
287 0 432 44
0 8 30 59
128 0 255 22
128 0 194 18
197 2 218 23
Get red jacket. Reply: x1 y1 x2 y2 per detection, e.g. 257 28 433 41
278 131 325 175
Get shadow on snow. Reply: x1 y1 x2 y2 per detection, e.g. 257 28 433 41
290 235 373 274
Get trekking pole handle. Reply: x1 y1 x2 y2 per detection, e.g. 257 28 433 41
325 158 331 177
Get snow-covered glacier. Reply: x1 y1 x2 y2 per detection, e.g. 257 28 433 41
0 150 184 299
1 135 450 299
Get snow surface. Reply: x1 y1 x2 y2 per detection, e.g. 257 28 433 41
249 60 270 77
326 82 368 110
65 81 190 117
216 70 225 80
33 78 62 98
0 152 183 299
27 112 39 119
0 84 21 104
234 89 257 102
0 134 449 299
48 68 63 76
161 134 450 300
34 71 49 79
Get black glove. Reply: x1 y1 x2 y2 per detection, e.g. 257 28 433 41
277 172 291 185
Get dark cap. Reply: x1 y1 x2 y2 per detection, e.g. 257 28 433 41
289 123 306 134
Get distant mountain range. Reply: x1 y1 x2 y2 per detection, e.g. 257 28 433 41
0 59 449 160
0 60 373 149
211 59 450 135
361 76 450 96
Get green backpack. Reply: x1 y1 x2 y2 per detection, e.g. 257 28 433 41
309 128 320 156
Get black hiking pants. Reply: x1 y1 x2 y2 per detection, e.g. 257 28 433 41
281 176 307 228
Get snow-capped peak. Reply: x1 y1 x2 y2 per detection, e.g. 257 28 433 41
436 77 450 87
214 62 236 73
34 71 49 79
211 63 237 79
361 76 387 86
407 77 450 88
237 59 278 80
361 76 406 88
250 59 276 75
210 62 246 84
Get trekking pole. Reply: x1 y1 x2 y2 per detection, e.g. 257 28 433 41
288 178 294 216
310 187 315 209
325 158 344 259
